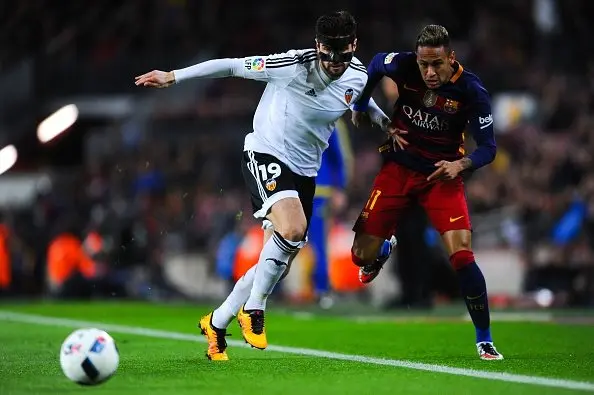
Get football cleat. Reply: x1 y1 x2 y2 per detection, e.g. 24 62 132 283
237 305 267 349
198 312 229 361
359 235 397 284
477 342 504 360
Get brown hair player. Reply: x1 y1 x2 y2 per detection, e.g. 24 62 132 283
135 11 393 361
351 24 502 361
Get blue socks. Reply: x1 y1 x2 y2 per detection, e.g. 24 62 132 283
456 261 492 343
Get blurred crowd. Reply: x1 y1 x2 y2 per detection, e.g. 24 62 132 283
0 0 592 306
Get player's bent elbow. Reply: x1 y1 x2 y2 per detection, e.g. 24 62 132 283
487 145 497 164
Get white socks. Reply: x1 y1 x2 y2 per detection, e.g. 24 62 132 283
211 265 257 329
244 231 299 311
210 231 300 328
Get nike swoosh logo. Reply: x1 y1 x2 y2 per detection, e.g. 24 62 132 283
403 84 418 92
266 258 288 267
466 292 485 300
449 215 464 223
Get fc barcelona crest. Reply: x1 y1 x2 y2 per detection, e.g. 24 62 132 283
422 90 438 107
344 88 354 104
444 98 459 114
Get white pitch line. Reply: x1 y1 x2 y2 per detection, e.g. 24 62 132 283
1 311 593 392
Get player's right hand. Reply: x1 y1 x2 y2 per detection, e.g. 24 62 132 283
385 125 409 151
135 70 175 88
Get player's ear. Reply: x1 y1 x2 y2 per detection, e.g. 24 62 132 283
352 38 358 52
449 50 456 65
315 38 320 51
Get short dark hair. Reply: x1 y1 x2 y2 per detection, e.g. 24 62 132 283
415 24 450 50
315 11 357 39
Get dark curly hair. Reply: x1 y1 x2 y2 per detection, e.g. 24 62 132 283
315 11 357 39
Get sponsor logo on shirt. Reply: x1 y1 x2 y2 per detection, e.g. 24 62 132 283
384 52 397 64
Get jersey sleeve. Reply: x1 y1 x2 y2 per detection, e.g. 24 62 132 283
352 52 404 112
466 81 497 169
235 50 314 84
173 49 314 85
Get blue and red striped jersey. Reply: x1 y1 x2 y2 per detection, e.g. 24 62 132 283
354 52 496 175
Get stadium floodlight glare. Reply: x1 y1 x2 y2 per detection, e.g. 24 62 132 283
37 104 79 143
0 145 18 175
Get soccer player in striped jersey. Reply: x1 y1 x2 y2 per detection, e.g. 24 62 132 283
350 25 503 360
135 11 395 360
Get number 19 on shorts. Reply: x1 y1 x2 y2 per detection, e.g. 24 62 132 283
365 189 382 211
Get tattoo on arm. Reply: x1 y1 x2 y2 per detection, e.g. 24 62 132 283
460 157 473 170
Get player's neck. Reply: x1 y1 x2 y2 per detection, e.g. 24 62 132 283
445 62 460 84
448 67 455 80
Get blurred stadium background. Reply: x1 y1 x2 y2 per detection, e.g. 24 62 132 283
0 0 593 312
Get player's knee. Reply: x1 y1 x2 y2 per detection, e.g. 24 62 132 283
441 229 471 257
449 250 475 270
270 199 307 242
276 222 307 242
351 234 383 265
456 237 471 251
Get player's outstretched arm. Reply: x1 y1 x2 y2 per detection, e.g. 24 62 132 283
135 50 310 88
352 53 391 113
351 52 402 132
135 58 244 88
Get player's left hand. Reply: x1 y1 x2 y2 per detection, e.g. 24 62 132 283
427 160 464 181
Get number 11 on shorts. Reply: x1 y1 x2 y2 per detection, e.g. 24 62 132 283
365 189 382 211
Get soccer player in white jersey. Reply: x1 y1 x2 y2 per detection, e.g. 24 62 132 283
135 11 394 361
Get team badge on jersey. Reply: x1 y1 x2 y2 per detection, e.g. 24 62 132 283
344 88 354 104
423 90 438 107
384 52 397 64
245 57 265 72
265 178 277 191
444 98 460 114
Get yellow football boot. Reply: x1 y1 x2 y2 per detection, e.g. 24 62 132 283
237 305 267 349
198 312 229 361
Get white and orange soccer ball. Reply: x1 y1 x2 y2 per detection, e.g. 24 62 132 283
59 328 119 385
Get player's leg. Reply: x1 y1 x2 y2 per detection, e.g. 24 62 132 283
351 162 408 283
235 151 310 349
420 178 503 360
238 175 313 291
200 151 304 357
210 220 273 330
211 220 299 333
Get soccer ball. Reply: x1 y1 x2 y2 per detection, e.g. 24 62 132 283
59 328 119 385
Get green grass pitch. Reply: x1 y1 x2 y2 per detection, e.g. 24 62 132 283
0 302 593 395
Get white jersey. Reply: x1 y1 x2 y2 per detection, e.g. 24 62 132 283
173 48 388 177
238 49 367 177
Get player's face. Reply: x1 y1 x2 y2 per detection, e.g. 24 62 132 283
416 46 455 89
316 39 357 79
